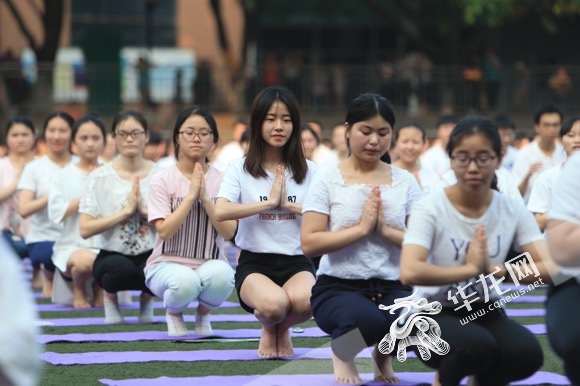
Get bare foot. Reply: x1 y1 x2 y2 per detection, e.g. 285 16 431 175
92 284 104 308
73 297 92 309
332 353 362 384
276 326 294 357
432 371 442 386
372 347 399 384
258 327 278 358
31 268 42 289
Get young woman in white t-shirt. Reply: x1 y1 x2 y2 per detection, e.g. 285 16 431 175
528 116 580 231
215 87 317 358
48 114 106 308
19 112 75 298
302 93 423 385
400 116 556 386
79 110 158 324
546 152 580 385
393 121 441 195
0 117 35 259
145 106 237 337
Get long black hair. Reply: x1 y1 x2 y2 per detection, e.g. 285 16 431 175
244 87 307 184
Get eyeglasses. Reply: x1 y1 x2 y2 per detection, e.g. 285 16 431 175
115 130 146 140
179 130 213 142
450 154 496 168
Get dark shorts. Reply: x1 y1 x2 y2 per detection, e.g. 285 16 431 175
234 249 316 314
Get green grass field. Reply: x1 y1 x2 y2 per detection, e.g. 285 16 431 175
36 288 565 386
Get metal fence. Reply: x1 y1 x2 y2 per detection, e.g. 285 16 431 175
2 62 579 120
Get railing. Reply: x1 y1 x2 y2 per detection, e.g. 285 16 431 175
1 62 579 121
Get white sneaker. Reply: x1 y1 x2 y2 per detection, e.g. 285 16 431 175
166 312 189 337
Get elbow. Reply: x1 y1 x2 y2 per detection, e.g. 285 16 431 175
214 207 227 222
157 230 172 242
79 225 93 240
399 266 418 286
301 239 318 259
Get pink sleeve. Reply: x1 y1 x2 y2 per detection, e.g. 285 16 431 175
147 172 172 223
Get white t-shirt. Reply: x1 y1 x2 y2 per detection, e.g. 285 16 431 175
501 146 518 172
548 153 580 277
527 165 562 215
439 168 522 201
146 164 226 271
0 157 30 235
79 162 158 255
217 157 317 255
549 152 580 225
48 164 101 272
17 156 75 243
417 166 441 195
303 164 423 280
403 189 543 308
420 145 450 176
512 140 566 203
0 238 41 386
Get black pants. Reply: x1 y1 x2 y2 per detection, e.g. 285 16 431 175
311 274 412 362
93 249 154 296
418 305 543 386
546 279 580 385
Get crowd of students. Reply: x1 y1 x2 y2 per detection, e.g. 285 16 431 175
1 87 579 386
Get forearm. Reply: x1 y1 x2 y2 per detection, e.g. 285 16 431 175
155 196 197 240
0 183 18 202
400 260 477 286
62 199 81 222
378 225 404 247
214 199 274 221
79 210 131 239
301 224 367 258
202 197 237 240
518 177 529 196
19 196 48 218
282 202 303 215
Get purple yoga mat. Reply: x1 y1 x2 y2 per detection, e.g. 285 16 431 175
43 347 419 365
39 324 548 344
35 300 240 312
99 371 569 386
38 327 329 344
39 313 259 327
38 308 544 327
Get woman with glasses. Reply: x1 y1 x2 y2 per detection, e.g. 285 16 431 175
144 107 236 337
215 87 317 358
48 114 106 308
19 112 75 298
400 116 555 386
301 93 423 384
80 110 158 324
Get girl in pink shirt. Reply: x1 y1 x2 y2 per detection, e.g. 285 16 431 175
145 106 237 336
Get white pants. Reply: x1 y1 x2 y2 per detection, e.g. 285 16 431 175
145 260 235 313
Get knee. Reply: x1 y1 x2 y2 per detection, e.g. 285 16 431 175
203 261 235 291
256 296 290 323
449 336 496 371
287 292 313 319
